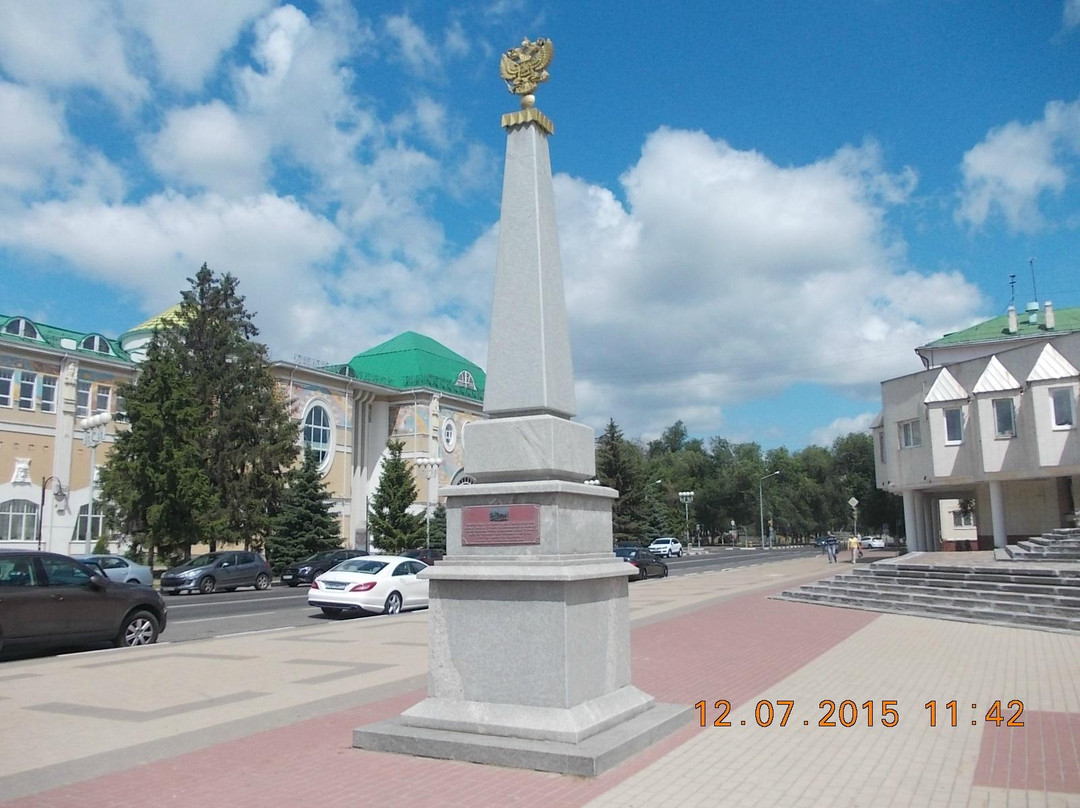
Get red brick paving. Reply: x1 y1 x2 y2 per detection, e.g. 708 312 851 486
973 710 1080 794
5 587 875 808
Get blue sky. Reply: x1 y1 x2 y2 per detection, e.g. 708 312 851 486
1 1 1078 449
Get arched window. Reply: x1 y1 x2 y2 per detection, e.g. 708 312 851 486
0 499 39 541
4 318 40 341
302 403 333 472
72 502 109 544
455 370 476 390
80 335 114 355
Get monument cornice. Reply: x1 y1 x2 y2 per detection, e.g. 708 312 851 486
500 107 554 135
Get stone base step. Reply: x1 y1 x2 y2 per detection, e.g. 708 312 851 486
803 579 1080 611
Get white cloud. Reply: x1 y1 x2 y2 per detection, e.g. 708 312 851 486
1066 0 1080 29
0 82 70 191
513 129 988 437
0 1 147 109
146 101 269 196
121 0 274 92
956 98 1080 232
809 414 876 447
384 14 437 73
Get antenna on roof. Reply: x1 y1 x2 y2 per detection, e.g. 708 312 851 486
1029 257 1038 303
1008 273 1016 306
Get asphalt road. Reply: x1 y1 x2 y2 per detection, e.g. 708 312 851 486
1 547 819 659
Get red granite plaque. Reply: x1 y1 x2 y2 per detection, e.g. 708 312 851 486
461 504 541 546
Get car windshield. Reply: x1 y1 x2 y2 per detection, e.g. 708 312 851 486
333 559 387 574
185 553 223 568
652 539 670 545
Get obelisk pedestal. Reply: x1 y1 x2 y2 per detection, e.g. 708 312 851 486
352 40 689 776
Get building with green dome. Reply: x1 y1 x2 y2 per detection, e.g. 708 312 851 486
0 308 486 554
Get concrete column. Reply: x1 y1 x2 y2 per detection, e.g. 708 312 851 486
1071 475 1080 526
915 493 931 552
989 479 1007 549
903 491 918 551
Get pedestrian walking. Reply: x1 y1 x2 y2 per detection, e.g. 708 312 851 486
825 536 838 563
849 534 862 564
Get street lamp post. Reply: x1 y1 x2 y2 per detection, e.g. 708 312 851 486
415 456 441 551
36 476 66 551
678 490 694 549
759 471 781 549
79 412 112 554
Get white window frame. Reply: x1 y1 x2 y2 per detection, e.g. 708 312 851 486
0 499 39 542
0 369 12 407
898 419 921 449
951 510 975 528
4 318 40 340
1050 387 1075 430
301 401 333 474
76 380 91 417
40 375 57 413
17 371 36 411
94 384 111 414
81 335 113 355
992 398 1016 438
943 407 963 444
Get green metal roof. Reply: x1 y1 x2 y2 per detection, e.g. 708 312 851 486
924 305 1080 348
0 313 133 363
342 331 485 401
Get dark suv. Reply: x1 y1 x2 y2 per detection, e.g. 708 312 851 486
404 548 444 566
0 550 167 654
160 551 273 595
280 549 366 586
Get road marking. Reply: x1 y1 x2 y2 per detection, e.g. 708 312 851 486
215 626 300 638
174 610 283 624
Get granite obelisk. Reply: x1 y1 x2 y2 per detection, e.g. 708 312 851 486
353 38 689 776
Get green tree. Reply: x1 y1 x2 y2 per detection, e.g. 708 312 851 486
101 265 297 560
368 440 425 553
265 449 342 573
177 265 298 550
595 419 646 544
428 504 447 551
100 331 215 567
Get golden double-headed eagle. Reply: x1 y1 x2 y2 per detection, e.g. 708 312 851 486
500 37 553 96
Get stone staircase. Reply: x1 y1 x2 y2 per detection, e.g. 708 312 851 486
774 559 1080 633
997 527 1080 562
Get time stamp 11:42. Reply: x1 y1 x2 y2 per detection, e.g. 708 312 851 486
695 699 1025 728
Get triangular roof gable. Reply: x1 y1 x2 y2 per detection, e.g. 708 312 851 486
924 368 968 404
1026 343 1080 383
345 331 486 401
972 356 1021 394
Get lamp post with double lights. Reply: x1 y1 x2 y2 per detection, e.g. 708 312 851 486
36 476 66 551
678 490 694 549
759 470 781 549
415 456 442 551
79 412 112 554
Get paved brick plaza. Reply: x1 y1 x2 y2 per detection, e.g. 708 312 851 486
2 555 1078 807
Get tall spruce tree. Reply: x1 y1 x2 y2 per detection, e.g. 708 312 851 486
595 419 646 545
101 265 297 559
368 440 425 554
173 265 298 550
101 330 215 567
265 449 342 573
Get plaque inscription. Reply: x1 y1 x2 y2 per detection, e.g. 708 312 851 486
462 504 541 546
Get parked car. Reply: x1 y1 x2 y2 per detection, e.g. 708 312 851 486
648 537 683 558
75 554 154 587
404 548 444 566
160 551 272 595
860 536 886 549
614 547 668 580
307 555 429 618
0 550 167 653
279 549 366 587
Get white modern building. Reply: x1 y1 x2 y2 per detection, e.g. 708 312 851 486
873 302 1080 551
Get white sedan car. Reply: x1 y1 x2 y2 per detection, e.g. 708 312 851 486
307 555 429 618
648 537 683 558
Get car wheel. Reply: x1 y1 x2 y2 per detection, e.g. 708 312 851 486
662 566 669 578
676 551 682 557
638 566 648 581
384 591 403 615
199 576 216 595
115 610 160 647
321 607 343 618
255 573 271 591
